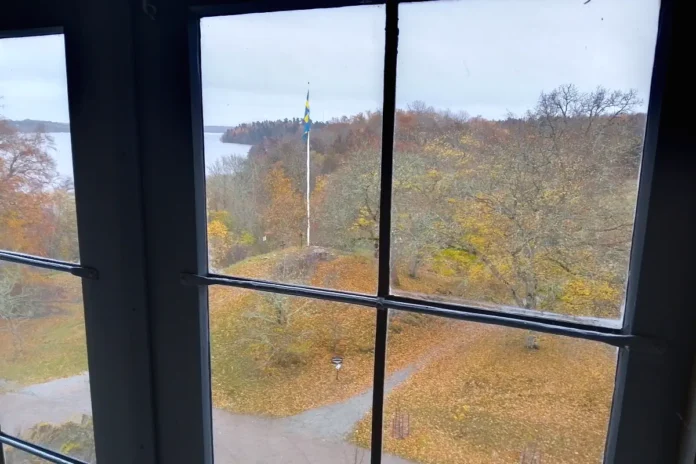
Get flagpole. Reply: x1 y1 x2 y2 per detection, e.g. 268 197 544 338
306 126 311 247
306 83 311 247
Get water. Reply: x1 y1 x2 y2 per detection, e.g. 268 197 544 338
44 132 250 180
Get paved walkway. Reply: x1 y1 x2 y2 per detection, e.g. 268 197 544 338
0 372 413 464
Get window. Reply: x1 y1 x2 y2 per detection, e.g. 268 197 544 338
1 34 94 464
210 290 376 462
0 35 79 262
3 1 694 464
379 312 617 463
201 6 385 294
391 0 660 323
185 1 668 463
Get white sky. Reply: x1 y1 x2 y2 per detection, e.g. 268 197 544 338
1 0 660 126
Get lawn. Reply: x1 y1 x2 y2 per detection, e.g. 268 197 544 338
0 273 88 387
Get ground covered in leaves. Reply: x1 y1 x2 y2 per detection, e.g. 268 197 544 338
1 247 618 463
208 247 453 416
353 322 616 463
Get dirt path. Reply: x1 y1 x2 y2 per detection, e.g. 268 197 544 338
0 371 413 463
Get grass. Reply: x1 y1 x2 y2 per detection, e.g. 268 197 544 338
0 273 88 387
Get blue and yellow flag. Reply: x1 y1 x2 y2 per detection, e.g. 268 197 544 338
303 90 311 138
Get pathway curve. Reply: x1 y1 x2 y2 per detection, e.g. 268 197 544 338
0 369 414 464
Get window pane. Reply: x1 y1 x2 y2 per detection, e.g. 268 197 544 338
200 7 384 294
209 287 375 462
390 0 660 321
354 311 616 463
0 262 93 463
0 35 79 263
1 417 95 464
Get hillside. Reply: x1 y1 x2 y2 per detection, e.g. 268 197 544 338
1 245 616 463
211 247 616 463
7 119 70 133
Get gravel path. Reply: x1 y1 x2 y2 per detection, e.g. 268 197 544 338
281 366 415 440
0 373 92 435
0 371 415 463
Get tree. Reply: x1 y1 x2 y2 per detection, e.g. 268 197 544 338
0 266 39 358
433 85 642 317
241 258 313 368
0 116 59 256
263 165 306 247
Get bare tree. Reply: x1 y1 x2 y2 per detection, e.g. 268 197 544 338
241 258 313 368
438 85 643 316
0 266 39 358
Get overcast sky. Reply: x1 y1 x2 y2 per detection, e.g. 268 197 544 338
1 0 660 126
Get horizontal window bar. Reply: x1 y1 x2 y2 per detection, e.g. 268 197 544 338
0 27 63 40
0 250 98 279
180 272 665 353
190 0 386 18
181 272 376 306
189 0 442 19
388 293 623 331
0 432 88 464
386 298 662 353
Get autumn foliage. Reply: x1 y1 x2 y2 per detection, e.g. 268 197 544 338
208 85 644 320
1 85 646 464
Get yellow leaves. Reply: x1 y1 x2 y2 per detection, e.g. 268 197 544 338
239 231 255 245
424 138 468 161
207 218 233 269
559 278 621 318
459 134 480 148
452 403 471 422
207 219 229 239
351 206 377 235
432 248 476 277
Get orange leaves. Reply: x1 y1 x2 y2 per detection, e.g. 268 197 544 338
1 120 77 260
354 322 616 464
263 164 305 247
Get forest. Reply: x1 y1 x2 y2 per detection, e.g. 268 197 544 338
1 84 644 463
208 84 644 319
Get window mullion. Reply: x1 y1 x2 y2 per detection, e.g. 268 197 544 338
61 0 159 463
606 0 696 461
371 2 399 463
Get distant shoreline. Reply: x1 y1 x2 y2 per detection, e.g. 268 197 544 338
6 119 229 134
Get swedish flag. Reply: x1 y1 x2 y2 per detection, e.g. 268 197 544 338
303 90 311 138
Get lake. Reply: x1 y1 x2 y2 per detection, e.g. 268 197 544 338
45 132 251 180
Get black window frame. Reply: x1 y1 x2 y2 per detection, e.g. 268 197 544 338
2 0 695 463
0 4 157 464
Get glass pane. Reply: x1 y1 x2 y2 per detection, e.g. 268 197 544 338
355 311 616 463
0 34 79 262
1 417 95 464
390 0 660 321
209 287 375 462
0 262 93 463
200 6 385 294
